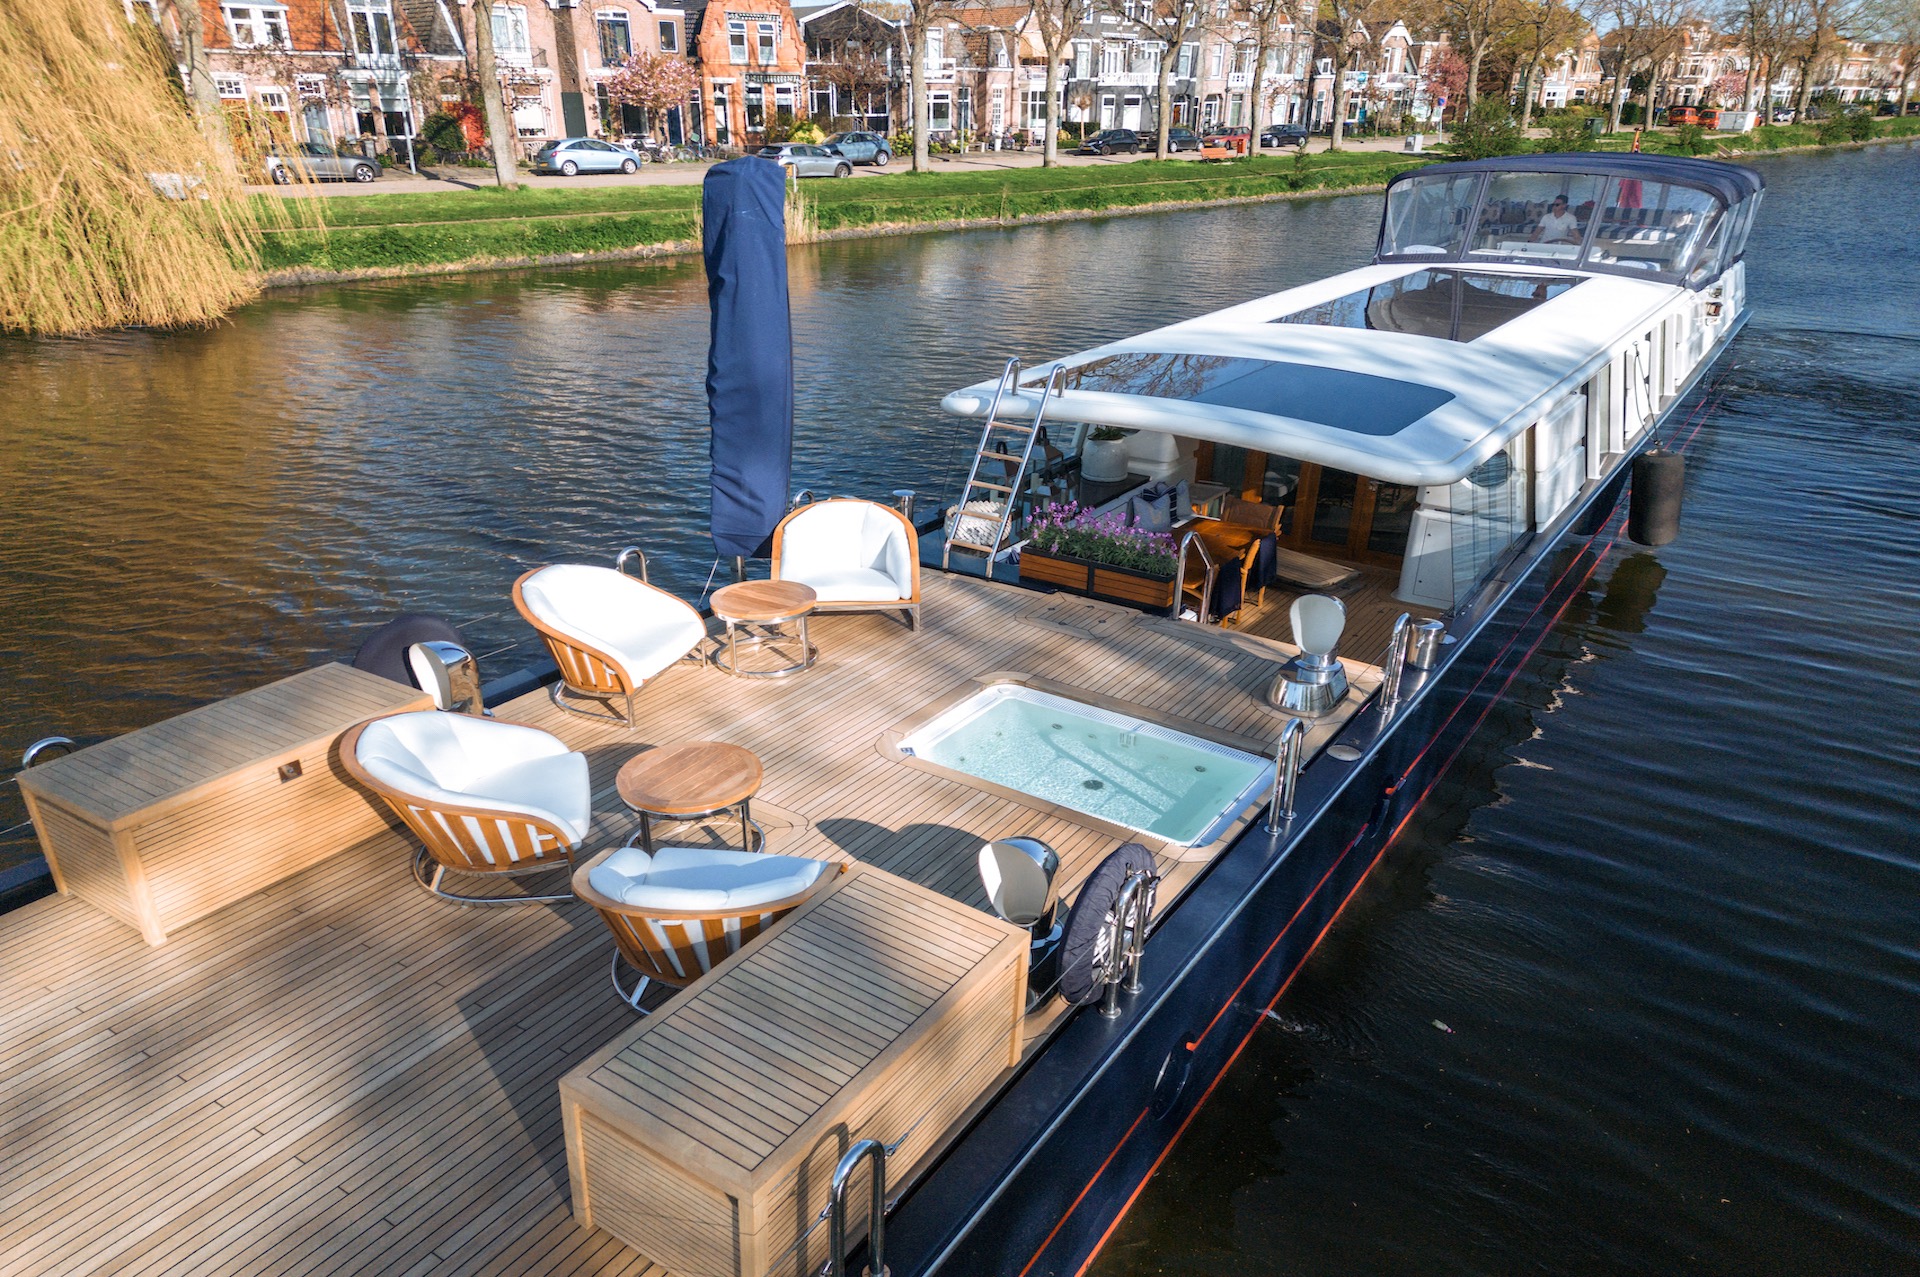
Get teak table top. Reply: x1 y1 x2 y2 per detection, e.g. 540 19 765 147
615 740 764 816
710 579 817 624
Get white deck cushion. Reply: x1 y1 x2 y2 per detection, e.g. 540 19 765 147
777 501 912 603
589 846 827 912
355 711 592 846
519 564 706 685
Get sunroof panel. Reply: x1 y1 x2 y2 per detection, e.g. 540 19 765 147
1275 269 1584 342
1055 353 1453 437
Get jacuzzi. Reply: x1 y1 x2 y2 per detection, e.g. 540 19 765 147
898 684 1274 847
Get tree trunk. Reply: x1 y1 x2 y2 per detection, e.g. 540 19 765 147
1643 64 1660 125
1249 40 1268 135
1519 58 1538 129
1900 46 1915 117
912 21 931 172
1154 45 1174 156
1043 50 1062 166
1608 68 1628 133
1466 42 1486 104
176 0 234 171
471 0 521 188
1793 51 1815 117
1329 50 1350 149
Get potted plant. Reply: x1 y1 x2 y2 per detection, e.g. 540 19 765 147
1019 504 1180 610
1080 425 1132 482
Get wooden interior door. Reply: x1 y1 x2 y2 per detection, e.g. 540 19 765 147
1285 464 1410 566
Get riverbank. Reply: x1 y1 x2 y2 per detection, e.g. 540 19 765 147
257 121 1920 287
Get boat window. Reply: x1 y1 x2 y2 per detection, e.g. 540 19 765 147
1366 482 1419 556
1586 178 1721 276
1378 173 1480 258
1467 172 1606 263
1275 269 1584 343
1058 352 1453 436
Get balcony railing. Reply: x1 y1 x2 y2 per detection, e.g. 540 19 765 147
923 56 958 76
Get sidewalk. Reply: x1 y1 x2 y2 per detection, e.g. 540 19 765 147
245 132 1438 198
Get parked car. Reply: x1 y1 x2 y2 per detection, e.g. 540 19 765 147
264 141 378 185
1202 124 1252 145
1260 123 1311 148
759 143 854 178
1077 129 1142 155
1771 107 1795 122
531 137 644 176
824 131 893 166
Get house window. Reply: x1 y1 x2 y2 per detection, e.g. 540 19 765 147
597 11 632 65
125 0 160 23
728 20 748 63
1024 88 1046 127
214 72 246 98
929 90 952 130
1208 43 1223 76
492 4 531 60
774 83 796 116
1072 40 1092 78
810 84 834 116
347 0 396 57
744 83 764 128
757 21 776 64
512 99 549 137
223 4 289 48
711 85 731 142
257 87 290 114
296 73 327 98
658 19 679 52
927 27 944 63
1177 41 1196 76
1100 42 1123 77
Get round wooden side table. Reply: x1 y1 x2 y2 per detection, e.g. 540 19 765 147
709 580 818 679
616 740 765 854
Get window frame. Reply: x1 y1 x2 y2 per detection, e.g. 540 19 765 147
596 10 633 66
223 3 290 49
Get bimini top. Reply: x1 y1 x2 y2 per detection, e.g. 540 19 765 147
1375 153 1764 288
941 257 1689 486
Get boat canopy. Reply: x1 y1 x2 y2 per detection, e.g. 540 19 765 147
941 261 1683 487
1374 154 1764 289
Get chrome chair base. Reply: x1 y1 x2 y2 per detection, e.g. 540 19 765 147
547 682 637 730
411 846 575 907
610 952 655 1014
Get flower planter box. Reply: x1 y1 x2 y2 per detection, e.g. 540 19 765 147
1019 548 1176 612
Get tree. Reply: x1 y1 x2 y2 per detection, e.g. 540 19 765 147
1434 0 1523 101
1504 0 1584 126
1450 91 1526 150
1137 0 1208 158
1027 0 1080 165
470 0 521 188
604 50 699 135
1240 0 1313 134
1316 0 1395 148
173 0 233 169
1782 0 1868 114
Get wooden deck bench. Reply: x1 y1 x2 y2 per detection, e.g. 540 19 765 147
561 863 1027 1277
15 662 428 944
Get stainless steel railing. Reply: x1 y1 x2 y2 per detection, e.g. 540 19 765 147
1169 531 1216 626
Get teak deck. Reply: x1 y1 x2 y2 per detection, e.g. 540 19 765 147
0 571 1384 1277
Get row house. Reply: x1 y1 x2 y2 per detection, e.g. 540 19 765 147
1305 19 1435 131
795 1 905 132
682 0 809 147
1533 30 1605 108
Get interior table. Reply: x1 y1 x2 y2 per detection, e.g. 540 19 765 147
615 740 765 854
708 580 818 678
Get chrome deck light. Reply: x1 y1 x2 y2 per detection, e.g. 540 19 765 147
1268 594 1350 716
407 641 487 717
978 837 1065 1009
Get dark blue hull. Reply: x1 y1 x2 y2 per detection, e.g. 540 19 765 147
883 353 1737 1277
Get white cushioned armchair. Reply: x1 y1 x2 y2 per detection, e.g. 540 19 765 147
770 499 921 630
341 710 590 906
573 844 841 1009
514 563 707 729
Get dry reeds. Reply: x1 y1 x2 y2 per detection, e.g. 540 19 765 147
0 0 297 335
784 174 818 245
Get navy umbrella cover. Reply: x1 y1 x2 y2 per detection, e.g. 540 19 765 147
703 156 794 561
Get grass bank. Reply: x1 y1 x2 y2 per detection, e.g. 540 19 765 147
257 151 1425 282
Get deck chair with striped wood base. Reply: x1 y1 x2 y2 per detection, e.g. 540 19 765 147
342 710 590 906
513 563 707 730
574 844 843 1011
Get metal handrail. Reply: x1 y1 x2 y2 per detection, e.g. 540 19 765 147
21 737 76 768
1264 717 1308 834
1170 530 1216 625
791 488 816 510
1379 613 1413 716
613 547 650 585
825 1138 888 1277
1099 869 1157 1017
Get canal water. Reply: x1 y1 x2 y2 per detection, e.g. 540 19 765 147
4 144 1917 1274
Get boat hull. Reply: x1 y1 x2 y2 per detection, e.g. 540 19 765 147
883 326 1741 1277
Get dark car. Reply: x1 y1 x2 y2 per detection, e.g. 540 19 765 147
1201 124 1251 145
1260 123 1310 148
1077 129 1141 155
1164 127 1203 152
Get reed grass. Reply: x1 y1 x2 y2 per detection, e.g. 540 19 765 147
0 0 301 335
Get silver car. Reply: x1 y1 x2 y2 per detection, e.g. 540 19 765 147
531 137 645 176
758 144 853 179
266 142 378 184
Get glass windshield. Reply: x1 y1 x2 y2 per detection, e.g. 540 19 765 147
1379 174 1479 258
1587 178 1723 276
1468 172 1606 262
300 142 332 157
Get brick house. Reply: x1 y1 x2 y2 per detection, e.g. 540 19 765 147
681 0 807 147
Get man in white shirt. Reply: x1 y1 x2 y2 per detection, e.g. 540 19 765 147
1534 195 1582 244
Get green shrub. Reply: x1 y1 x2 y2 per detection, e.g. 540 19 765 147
1816 112 1850 143
418 110 468 154
788 119 824 144
1450 98 1524 159
1844 109 1876 141
1544 110 1596 151
1669 123 1711 154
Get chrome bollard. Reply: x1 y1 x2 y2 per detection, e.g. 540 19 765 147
1379 613 1413 715
613 546 650 584
1264 717 1308 834
892 489 916 523
408 641 487 716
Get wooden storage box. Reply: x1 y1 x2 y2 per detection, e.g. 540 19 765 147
16 662 428 944
1019 548 1176 611
562 864 1027 1277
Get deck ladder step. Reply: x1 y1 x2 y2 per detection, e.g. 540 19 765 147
942 358 1065 572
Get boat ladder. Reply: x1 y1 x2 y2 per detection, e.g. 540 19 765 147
941 358 1064 573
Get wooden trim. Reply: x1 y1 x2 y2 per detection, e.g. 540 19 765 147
338 717 580 876
769 498 922 616
14 786 67 895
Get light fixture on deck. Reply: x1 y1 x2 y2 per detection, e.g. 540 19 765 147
978 837 1065 1010
1268 594 1350 717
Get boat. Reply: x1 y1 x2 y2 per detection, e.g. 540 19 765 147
0 154 1761 1277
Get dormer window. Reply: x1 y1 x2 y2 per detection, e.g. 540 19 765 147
223 4 289 48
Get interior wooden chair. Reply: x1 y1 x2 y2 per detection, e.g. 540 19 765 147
341 710 590 906
513 563 707 729
769 498 922 630
1221 495 1284 535
573 844 843 1010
